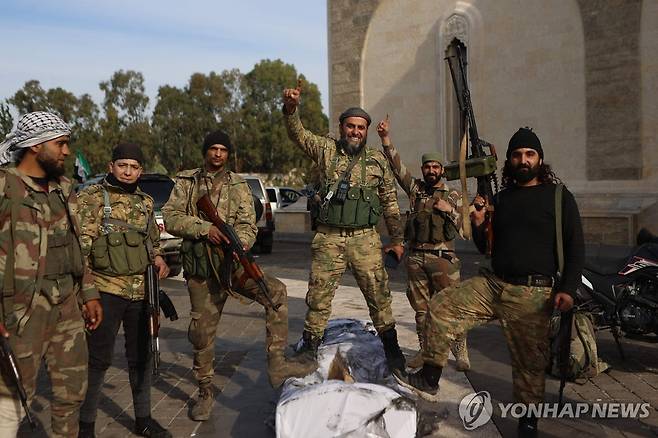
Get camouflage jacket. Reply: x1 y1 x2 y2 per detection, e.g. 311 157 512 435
284 110 404 245
0 165 99 332
382 143 463 251
162 168 257 250
77 178 162 301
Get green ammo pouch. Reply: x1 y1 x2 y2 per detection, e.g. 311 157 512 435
181 239 223 279
91 231 150 276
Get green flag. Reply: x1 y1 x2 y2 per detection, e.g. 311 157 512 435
74 149 91 183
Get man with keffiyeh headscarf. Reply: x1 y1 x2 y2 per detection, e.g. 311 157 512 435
0 111 103 437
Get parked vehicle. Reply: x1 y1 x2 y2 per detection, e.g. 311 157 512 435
266 186 304 213
577 228 658 359
241 175 275 254
76 173 183 277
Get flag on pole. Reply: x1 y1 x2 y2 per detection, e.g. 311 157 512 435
74 149 91 183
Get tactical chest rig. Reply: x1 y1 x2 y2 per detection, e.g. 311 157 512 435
404 186 458 245
318 148 383 228
180 171 230 280
90 187 152 276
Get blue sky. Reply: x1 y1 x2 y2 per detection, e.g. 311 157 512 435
0 0 329 114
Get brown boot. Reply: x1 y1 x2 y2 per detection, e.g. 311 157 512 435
268 352 318 387
450 336 470 371
190 385 213 421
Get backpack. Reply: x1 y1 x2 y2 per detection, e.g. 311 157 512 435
549 310 609 383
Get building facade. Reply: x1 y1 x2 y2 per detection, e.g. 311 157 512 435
327 0 657 244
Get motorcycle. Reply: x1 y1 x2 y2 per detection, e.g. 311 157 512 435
576 228 658 359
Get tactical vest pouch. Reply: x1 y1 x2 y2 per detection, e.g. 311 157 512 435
404 212 415 241
414 211 431 243
91 231 149 276
366 189 382 226
340 187 360 225
429 212 446 243
44 232 78 278
181 239 223 279
442 215 458 241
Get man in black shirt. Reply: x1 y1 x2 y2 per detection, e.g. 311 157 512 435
395 127 584 438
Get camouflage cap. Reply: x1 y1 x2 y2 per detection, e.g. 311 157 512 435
421 153 443 165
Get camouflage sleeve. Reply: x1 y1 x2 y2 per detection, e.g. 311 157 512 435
382 143 417 196
162 177 212 240
233 183 258 250
445 189 463 230
70 190 100 302
377 153 404 245
283 108 331 166
76 187 102 256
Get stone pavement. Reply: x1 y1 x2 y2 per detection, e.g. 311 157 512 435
19 269 496 438
17 239 658 437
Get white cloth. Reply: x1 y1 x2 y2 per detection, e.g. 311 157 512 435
0 396 22 438
0 111 71 165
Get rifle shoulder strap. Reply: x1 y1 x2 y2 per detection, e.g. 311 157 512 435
325 147 365 201
555 183 564 276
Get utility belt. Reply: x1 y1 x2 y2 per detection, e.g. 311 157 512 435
316 224 374 237
498 273 555 288
410 247 455 262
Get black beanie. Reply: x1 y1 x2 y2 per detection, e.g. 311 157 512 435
507 127 543 159
339 107 371 126
112 143 145 164
203 130 232 155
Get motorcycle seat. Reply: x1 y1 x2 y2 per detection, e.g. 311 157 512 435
584 256 629 276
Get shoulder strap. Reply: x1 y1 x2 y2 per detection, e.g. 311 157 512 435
555 184 564 276
101 186 149 234
324 147 365 203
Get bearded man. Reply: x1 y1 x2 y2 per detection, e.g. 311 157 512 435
395 127 584 438
376 116 469 372
0 112 102 437
282 84 407 376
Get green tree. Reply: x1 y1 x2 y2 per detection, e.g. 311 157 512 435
240 59 328 174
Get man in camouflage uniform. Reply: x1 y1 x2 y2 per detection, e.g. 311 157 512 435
396 128 584 438
282 84 407 376
376 116 470 371
77 143 171 438
0 112 102 437
162 130 316 422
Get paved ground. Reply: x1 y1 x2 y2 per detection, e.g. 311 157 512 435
18 238 658 437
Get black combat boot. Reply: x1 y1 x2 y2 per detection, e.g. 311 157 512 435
379 328 406 378
78 421 95 438
135 416 172 438
295 330 322 360
518 416 538 438
394 363 442 402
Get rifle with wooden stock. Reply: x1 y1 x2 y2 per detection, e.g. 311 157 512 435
196 194 280 311
443 43 498 256
145 264 178 376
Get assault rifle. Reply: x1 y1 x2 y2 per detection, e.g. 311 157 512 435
444 43 498 256
196 194 281 311
556 308 574 406
145 264 179 376
0 335 36 429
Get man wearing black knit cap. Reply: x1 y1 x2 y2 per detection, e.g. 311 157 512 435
78 143 172 437
162 130 317 422
396 127 584 438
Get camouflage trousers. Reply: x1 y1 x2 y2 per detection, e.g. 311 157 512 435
187 271 288 388
423 270 553 404
406 249 461 348
0 291 88 437
304 226 396 338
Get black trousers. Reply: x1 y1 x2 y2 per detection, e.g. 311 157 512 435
79 292 152 422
